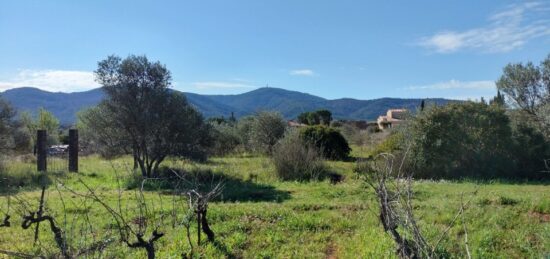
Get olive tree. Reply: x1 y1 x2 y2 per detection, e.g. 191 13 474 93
93 55 211 177
249 111 286 154
496 54 550 138
77 105 131 158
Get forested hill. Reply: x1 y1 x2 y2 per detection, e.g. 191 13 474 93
1 86 453 125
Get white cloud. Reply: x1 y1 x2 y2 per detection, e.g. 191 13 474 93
406 79 495 90
0 70 98 92
418 2 550 53
290 69 316 76
191 81 255 89
404 79 497 100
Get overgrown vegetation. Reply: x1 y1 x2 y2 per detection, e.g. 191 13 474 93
297 109 332 125
0 155 548 258
272 130 328 181
405 101 550 179
300 125 351 161
1 54 550 258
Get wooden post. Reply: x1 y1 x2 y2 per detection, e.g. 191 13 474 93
37 130 47 172
68 129 78 172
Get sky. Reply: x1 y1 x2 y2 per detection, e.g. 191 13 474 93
1 0 550 100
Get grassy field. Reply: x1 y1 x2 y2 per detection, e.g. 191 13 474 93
0 148 549 258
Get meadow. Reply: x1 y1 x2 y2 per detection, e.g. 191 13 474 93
0 147 549 258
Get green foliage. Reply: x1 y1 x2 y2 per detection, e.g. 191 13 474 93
0 155 548 258
0 96 30 154
297 109 332 125
407 102 550 179
20 108 60 146
496 53 550 138
0 97 17 153
490 90 506 107
77 105 130 158
93 55 211 176
509 121 550 179
249 111 286 154
235 116 255 151
300 125 351 161
272 130 328 181
370 132 403 157
209 122 241 156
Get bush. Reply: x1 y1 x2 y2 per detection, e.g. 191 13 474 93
407 102 550 179
369 132 404 157
250 111 287 154
509 119 550 179
209 122 241 156
299 125 351 160
272 130 328 181
235 116 255 152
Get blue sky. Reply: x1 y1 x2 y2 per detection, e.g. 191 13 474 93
1 1 549 100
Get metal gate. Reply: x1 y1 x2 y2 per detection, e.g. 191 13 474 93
36 129 78 172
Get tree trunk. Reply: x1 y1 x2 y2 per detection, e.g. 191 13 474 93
137 159 147 177
145 244 155 259
133 152 138 169
197 211 201 246
146 162 154 178
200 208 215 242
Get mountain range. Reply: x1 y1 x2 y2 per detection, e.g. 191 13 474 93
1 87 453 125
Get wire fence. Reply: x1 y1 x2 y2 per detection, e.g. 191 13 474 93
2 130 77 174
2 149 69 173
47 145 69 172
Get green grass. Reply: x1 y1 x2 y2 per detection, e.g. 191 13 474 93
0 151 549 258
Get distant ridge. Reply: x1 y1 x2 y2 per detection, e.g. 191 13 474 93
1 87 454 125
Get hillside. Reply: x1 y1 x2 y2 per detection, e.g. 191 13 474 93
1 87 454 125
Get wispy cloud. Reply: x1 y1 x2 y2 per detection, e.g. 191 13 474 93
191 81 255 89
406 79 495 90
0 70 99 92
290 69 316 76
418 2 550 53
404 79 497 100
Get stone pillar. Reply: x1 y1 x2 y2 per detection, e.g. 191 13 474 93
37 130 47 172
68 129 78 172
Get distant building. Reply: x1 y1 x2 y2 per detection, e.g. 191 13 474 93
377 109 407 130
287 120 308 127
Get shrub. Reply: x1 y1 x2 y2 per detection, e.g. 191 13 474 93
407 102 550 179
209 122 241 156
272 130 328 181
408 102 514 179
509 120 550 179
339 124 368 146
299 125 351 160
297 109 332 125
369 132 403 157
250 111 287 154
236 116 255 152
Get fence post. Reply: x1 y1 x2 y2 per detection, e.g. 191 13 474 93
37 130 47 172
68 129 78 172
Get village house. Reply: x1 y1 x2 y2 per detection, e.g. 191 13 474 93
377 109 407 130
